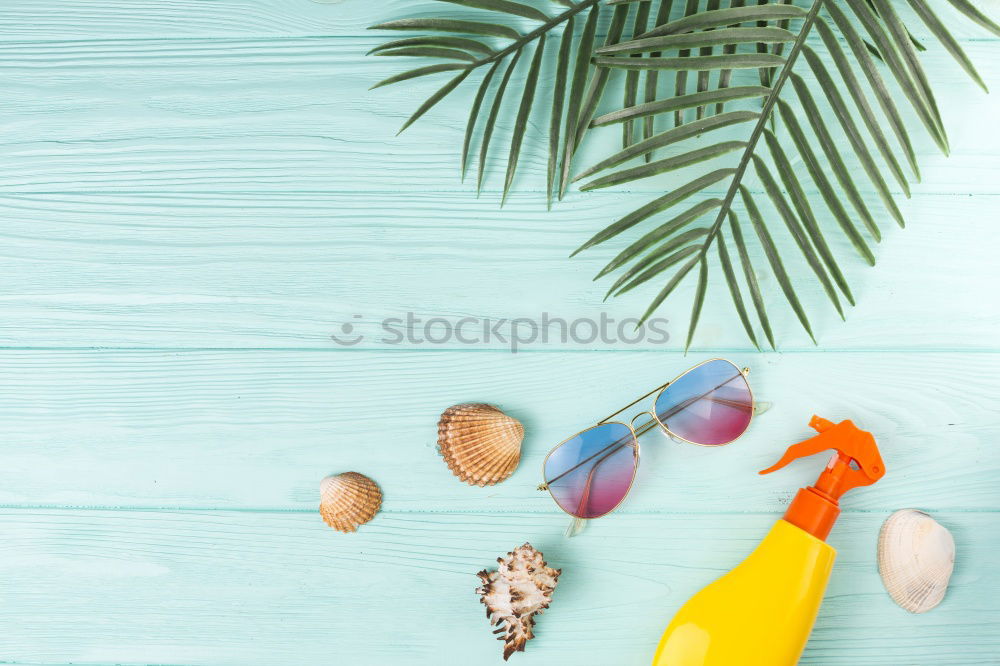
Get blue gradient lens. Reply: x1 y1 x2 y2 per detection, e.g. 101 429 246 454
653 359 752 446
543 423 638 519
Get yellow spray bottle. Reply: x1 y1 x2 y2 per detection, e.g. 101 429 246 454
652 416 886 666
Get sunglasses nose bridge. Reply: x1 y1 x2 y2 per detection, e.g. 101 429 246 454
630 410 663 439
629 411 652 428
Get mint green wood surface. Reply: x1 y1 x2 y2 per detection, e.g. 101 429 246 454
1 1 998 664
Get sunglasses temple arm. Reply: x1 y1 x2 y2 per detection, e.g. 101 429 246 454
565 516 588 538
655 399 768 442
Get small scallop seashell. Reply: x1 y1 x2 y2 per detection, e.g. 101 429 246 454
438 403 524 486
878 509 955 613
319 472 382 532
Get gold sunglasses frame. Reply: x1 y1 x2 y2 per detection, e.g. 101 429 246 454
538 358 758 520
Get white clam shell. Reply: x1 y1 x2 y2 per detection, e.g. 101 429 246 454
878 509 955 613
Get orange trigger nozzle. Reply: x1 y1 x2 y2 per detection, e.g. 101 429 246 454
759 416 886 541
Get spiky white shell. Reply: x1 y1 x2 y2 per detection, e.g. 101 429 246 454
438 403 524 486
476 543 560 661
878 509 955 613
319 472 382 533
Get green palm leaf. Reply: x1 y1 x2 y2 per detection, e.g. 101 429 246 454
622 0 652 149
729 210 774 349
776 97 876 264
685 257 709 351
716 232 760 350
695 0 722 121
800 46 905 226
842 0 948 154
608 231 706 298
461 60 503 180
397 69 473 135
369 18 522 39
641 3 806 37
590 87 769 127
740 186 815 342
477 50 522 194
595 198 722 278
596 26 795 54
907 0 987 92
824 1 920 181
573 168 735 254
579 141 745 191
946 0 1000 37
761 129 853 305
576 110 759 181
714 0 746 116
368 0 997 348
504 35 546 204
573 3 631 150
751 156 843 320
560 3 603 198
572 0 992 348
548 20 573 209
368 0 617 203
812 18 911 195
374 46 479 61
594 52 785 70
370 63 468 90
643 0 677 160
368 36 494 56
788 75 881 243
673 0 701 127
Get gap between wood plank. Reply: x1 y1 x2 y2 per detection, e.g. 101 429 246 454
1 506 996 514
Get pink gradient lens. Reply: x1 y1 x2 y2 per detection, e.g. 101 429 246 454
544 423 638 519
654 359 752 446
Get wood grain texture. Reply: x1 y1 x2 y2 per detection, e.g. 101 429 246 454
0 190 998 351
2 0 998 39
1 350 997 512
2 39 998 195
3 1 1000 664
0 508 995 665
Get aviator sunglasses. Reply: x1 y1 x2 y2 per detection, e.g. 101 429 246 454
538 359 768 522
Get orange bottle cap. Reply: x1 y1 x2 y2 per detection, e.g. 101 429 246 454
760 416 886 540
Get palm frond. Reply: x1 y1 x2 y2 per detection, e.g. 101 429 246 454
561 3 616 198
906 0 987 93
369 0 628 202
504 35 546 204
623 0 653 148
643 0 677 160
575 0 993 349
674 0 702 127
367 0 998 348
945 0 1000 37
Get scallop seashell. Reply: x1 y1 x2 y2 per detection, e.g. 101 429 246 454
438 403 524 486
878 509 955 613
319 472 382 532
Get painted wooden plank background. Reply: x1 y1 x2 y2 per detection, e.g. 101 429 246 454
1 0 999 664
